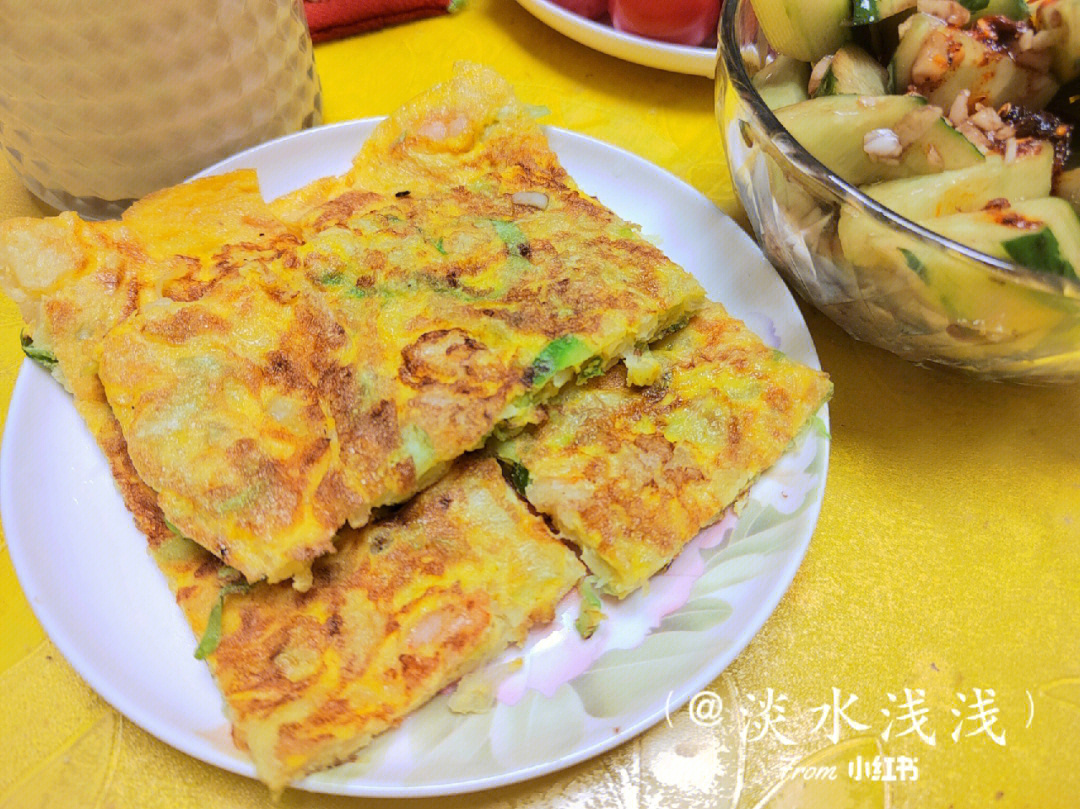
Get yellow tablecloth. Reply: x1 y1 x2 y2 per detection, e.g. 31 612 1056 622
2 2 1079 807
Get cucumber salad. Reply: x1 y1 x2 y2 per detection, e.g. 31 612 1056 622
746 0 1080 282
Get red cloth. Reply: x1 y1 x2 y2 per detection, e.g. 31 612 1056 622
303 0 453 42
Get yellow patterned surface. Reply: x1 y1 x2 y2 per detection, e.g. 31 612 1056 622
1 0 1079 806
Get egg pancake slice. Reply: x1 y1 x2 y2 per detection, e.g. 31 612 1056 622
88 63 702 585
154 455 584 792
495 302 832 598
69 392 583 792
0 169 289 411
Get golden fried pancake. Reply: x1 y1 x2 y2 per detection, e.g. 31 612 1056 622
51 389 582 792
84 63 702 585
495 302 832 597
154 456 583 791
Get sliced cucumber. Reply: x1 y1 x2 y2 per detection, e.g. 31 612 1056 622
889 12 944 93
860 141 1054 219
838 198 1077 338
1032 0 1080 81
1004 228 1078 277
776 94 983 185
749 0 851 63
892 13 1059 108
853 0 916 25
919 197 1080 279
814 45 890 96
752 55 811 109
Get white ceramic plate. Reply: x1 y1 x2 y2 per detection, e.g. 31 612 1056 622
515 0 716 77
1 120 828 797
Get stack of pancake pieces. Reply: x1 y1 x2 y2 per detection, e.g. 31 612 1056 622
0 63 831 791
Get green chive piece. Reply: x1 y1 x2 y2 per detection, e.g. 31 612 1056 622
19 331 57 370
507 461 530 496
529 335 591 388
194 582 250 660
490 220 529 257
574 578 606 640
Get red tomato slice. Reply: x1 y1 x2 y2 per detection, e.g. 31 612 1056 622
549 0 609 20
610 0 721 46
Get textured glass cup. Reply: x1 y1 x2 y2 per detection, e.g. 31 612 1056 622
0 0 322 219
716 0 1080 382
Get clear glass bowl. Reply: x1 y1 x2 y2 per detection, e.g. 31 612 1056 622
715 0 1080 382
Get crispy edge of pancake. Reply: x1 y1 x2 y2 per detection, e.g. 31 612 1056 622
269 62 560 224
495 301 832 598
0 169 294 401
0 170 279 316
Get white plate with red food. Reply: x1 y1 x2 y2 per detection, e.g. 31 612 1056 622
515 0 721 77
